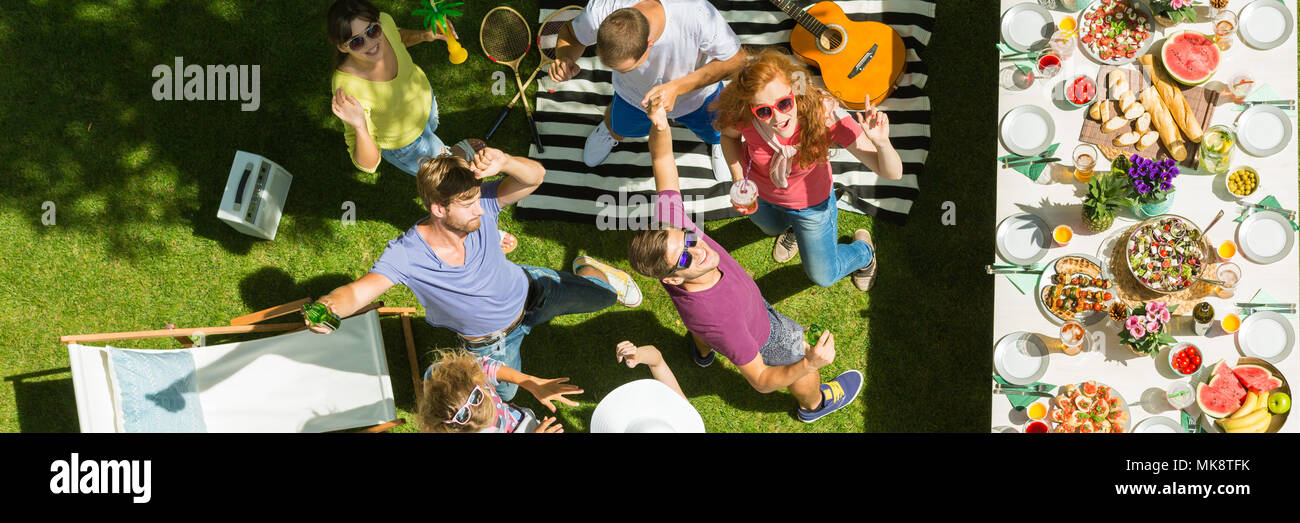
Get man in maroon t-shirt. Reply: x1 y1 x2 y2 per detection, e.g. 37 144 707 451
625 103 862 422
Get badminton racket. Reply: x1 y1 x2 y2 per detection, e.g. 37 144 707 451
481 7 544 153
485 5 584 141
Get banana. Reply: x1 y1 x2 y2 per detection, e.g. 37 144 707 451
1219 408 1269 432
1239 413 1272 434
1230 392 1259 419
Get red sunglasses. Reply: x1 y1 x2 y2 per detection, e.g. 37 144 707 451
751 92 796 121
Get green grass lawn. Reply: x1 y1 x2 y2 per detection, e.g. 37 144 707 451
0 1 997 433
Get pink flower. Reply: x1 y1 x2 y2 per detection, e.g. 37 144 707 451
1129 324 1147 338
1146 320 1160 333
1125 316 1142 330
1158 309 1171 324
1147 301 1167 314
1146 309 1161 322
1170 0 1192 8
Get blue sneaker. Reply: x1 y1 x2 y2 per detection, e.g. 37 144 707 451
796 370 863 423
687 333 715 368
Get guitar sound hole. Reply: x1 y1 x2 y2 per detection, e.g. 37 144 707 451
818 26 845 53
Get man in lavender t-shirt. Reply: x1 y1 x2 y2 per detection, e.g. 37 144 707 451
624 104 863 422
309 147 643 400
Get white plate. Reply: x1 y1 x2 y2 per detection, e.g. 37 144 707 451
994 331 1049 386
1238 311 1296 363
1001 2 1055 52
1134 415 1184 433
1238 0 1295 50
1075 0 1155 66
1236 105 1293 157
999 105 1056 157
1236 210 1296 264
996 213 1051 265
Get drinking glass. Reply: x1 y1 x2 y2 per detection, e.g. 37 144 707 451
1036 52 1062 79
1226 73 1256 104
1213 10 1238 51
999 65 1036 91
1165 381 1195 410
1072 143 1098 183
1213 262 1241 299
1059 320 1086 356
1199 125 1235 175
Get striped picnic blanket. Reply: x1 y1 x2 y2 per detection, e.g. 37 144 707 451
514 0 933 224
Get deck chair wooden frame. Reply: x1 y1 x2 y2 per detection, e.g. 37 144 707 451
59 299 423 433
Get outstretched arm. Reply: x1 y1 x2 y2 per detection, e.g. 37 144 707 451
496 366 583 412
844 97 903 180
616 341 685 398
736 331 835 393
310 272 396 333
647 100 680 193
469 148 546 207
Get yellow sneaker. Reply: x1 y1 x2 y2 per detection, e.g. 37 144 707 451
573 256 642 307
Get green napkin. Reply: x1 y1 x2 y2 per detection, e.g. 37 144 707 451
993 374 1054 410
1233 195 1300 230
996 43 1037 75
1005 272 1040 295
1180 410 1206 433
1245 289 1298 320
1230 83 1297 117
999 143 1060 182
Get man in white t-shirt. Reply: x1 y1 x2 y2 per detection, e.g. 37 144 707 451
549 0 743 182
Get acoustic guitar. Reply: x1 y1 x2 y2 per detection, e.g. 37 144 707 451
770 0 907 109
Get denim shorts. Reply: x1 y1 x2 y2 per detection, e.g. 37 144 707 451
610 83 723 144
379 91 446 175
759 303 806 367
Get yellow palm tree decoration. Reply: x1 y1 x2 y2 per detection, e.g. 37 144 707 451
414 0 467 64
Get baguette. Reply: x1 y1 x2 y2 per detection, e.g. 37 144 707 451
1102 116 1129 133
1114 131 1140 147
1138 131 1160 150
1089 100 1103 121
1135 113 1151 132
1138 54 1203 143
1108 69 1130 99
1139 87 1187 161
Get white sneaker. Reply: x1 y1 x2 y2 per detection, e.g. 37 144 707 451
710 143 731 181
583 123 619 167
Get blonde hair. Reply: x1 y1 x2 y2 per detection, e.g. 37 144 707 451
417 349 496 433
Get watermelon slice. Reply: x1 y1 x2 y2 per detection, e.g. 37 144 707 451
1161 31 1219 85
1213 361 1247 402
1196 380 1242 419
1232 365 1283 393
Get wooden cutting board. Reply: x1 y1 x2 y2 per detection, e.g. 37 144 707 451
1078 64 1219 168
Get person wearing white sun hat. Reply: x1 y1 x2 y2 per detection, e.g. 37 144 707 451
592 342 704 433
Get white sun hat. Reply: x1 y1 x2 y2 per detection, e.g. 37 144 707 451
590 379 706 433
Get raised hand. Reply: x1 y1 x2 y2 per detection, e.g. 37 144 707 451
525 377 583 412
646 97 670 132
468 147 509 179
855 95 891 144
331 88 368 130
642 80 682 114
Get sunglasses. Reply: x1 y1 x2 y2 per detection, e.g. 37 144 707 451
750 92 796 121
347 23 382 52
444 385 485 425
672 232 698 273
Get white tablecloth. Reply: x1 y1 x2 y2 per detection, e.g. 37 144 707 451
992 0 1299 433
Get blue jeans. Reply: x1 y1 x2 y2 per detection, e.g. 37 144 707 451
380 92 445 176
609 83 723 144
462 265 617 401
748 192 873 287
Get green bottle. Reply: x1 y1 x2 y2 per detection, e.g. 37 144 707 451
1192 302 1214 336
805 324 827 347
303 302 342 332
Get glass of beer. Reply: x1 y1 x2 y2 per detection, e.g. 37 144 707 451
1072 143 1098 183
1059 320 1086 356
730 179 758 215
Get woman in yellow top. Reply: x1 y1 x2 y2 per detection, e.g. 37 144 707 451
327 0 465 175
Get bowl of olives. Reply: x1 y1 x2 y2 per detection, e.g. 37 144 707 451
1225 166 1259 198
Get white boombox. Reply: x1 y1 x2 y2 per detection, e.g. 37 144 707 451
217 151 292 240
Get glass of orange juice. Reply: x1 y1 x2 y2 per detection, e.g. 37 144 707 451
1053 225 1073 247
1217 240 1236 261
1221 312 1242 334
1026 401 1048 421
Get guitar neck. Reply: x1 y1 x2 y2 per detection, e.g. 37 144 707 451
769 0 828 37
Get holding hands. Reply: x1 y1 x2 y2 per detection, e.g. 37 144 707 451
646 97 670 132
642 80 683 115
855 95 891 144
468 147 510 179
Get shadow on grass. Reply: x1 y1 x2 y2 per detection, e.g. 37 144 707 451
6 369 79 432
0 1 531 261
855 0 999 432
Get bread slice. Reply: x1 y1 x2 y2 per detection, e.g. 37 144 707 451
1102 116 1129 133
1113 131 1141 147
1138 131 1159 149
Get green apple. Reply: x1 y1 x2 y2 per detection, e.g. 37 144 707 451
1269 392 1291 415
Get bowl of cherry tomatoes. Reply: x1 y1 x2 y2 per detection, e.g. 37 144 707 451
1168 343 1203 376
